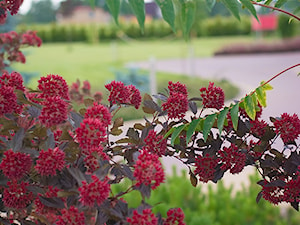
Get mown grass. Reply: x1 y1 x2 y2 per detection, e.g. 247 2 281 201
14 36 260 120
16 36 258 90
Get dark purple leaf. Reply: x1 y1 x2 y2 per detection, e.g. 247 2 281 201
38 196 65 209
27 105 41 118
256 191 263 203
144 99 162 113
291 201 299 211
189 97 202 101
96 209 109 225
188 101 197 115
153 94 168 101
126 128 139 141
68 111 83 128
134 183 151 199
11 128 25 152
67 167 86 185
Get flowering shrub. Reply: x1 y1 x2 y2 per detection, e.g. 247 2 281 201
0 0 299 224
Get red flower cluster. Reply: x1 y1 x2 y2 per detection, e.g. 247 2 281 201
200 82 225 110
21 30 42 47
250 119 268 137
34 186 61 223
260 180 285 205
79 175 110 207
144 130 167 157
38 74 70 100
133 150 165 190
0 31 42 70
0 71 25 115
218 144 246 174
39 96 68 127
57 206 85 225
105 81 141 109
284 177 300 203
0 0 23 23
168 81 188 96
84 102 112 128
194 154 218 183
164 208 185 225
0 71 25 91
162 81 188 119
76 118 107 150
82 80 91 94
35 147 65 176
127 208 158 225
3 180 33 209
273 113 300 143
0 149 32 179
0 85 18 116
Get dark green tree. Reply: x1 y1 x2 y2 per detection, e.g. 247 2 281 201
24 0 56 23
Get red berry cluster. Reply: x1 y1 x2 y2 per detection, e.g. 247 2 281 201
133 150 165 190
144 130 167 156
200 82 225 110
194 153 219 183
0 0 23 23
0 71 24 115
79 175 110 207
164 208 186 225
56 206 86 225
273 113 300 143
105 81 142 109
162 81 188 119
75 118 107 150
35 147 65 176
0 149 32 179
218 144 246 174
0 31 42 70
84 102 112 128
127 208 158 225
3 180 33 209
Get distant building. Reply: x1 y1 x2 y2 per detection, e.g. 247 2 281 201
56 6 111 24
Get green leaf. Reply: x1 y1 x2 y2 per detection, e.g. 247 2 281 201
155 0 176 32
260 81 273 91
245 95 256 120
106 0 121 25
265 0 273 5
217 107 229 135
203 114 217 142
186 118 200 144
128 0 145 32
221 0 240 20
164 127 176 139
255 86 267 107
171 124 186 146
206 0 216 12
230 103 239 131
179 0 197 39
240 0 258 20
275 0 288 8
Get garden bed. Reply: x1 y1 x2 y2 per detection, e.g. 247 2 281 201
214 37 300 55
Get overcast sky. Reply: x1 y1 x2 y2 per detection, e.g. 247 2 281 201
19 0 154 14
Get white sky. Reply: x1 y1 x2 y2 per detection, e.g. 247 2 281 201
19 0 154 14
19 0 63 14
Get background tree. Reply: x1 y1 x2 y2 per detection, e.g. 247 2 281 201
24 0 56 24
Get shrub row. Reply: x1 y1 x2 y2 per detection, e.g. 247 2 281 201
112 170 300 225
17 16 252 43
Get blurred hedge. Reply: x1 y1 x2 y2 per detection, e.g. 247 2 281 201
16 16 252 43
112 170 300 225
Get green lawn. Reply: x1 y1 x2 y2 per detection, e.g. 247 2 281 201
16 36 257 91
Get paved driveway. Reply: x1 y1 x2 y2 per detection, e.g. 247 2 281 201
133 52 300 192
